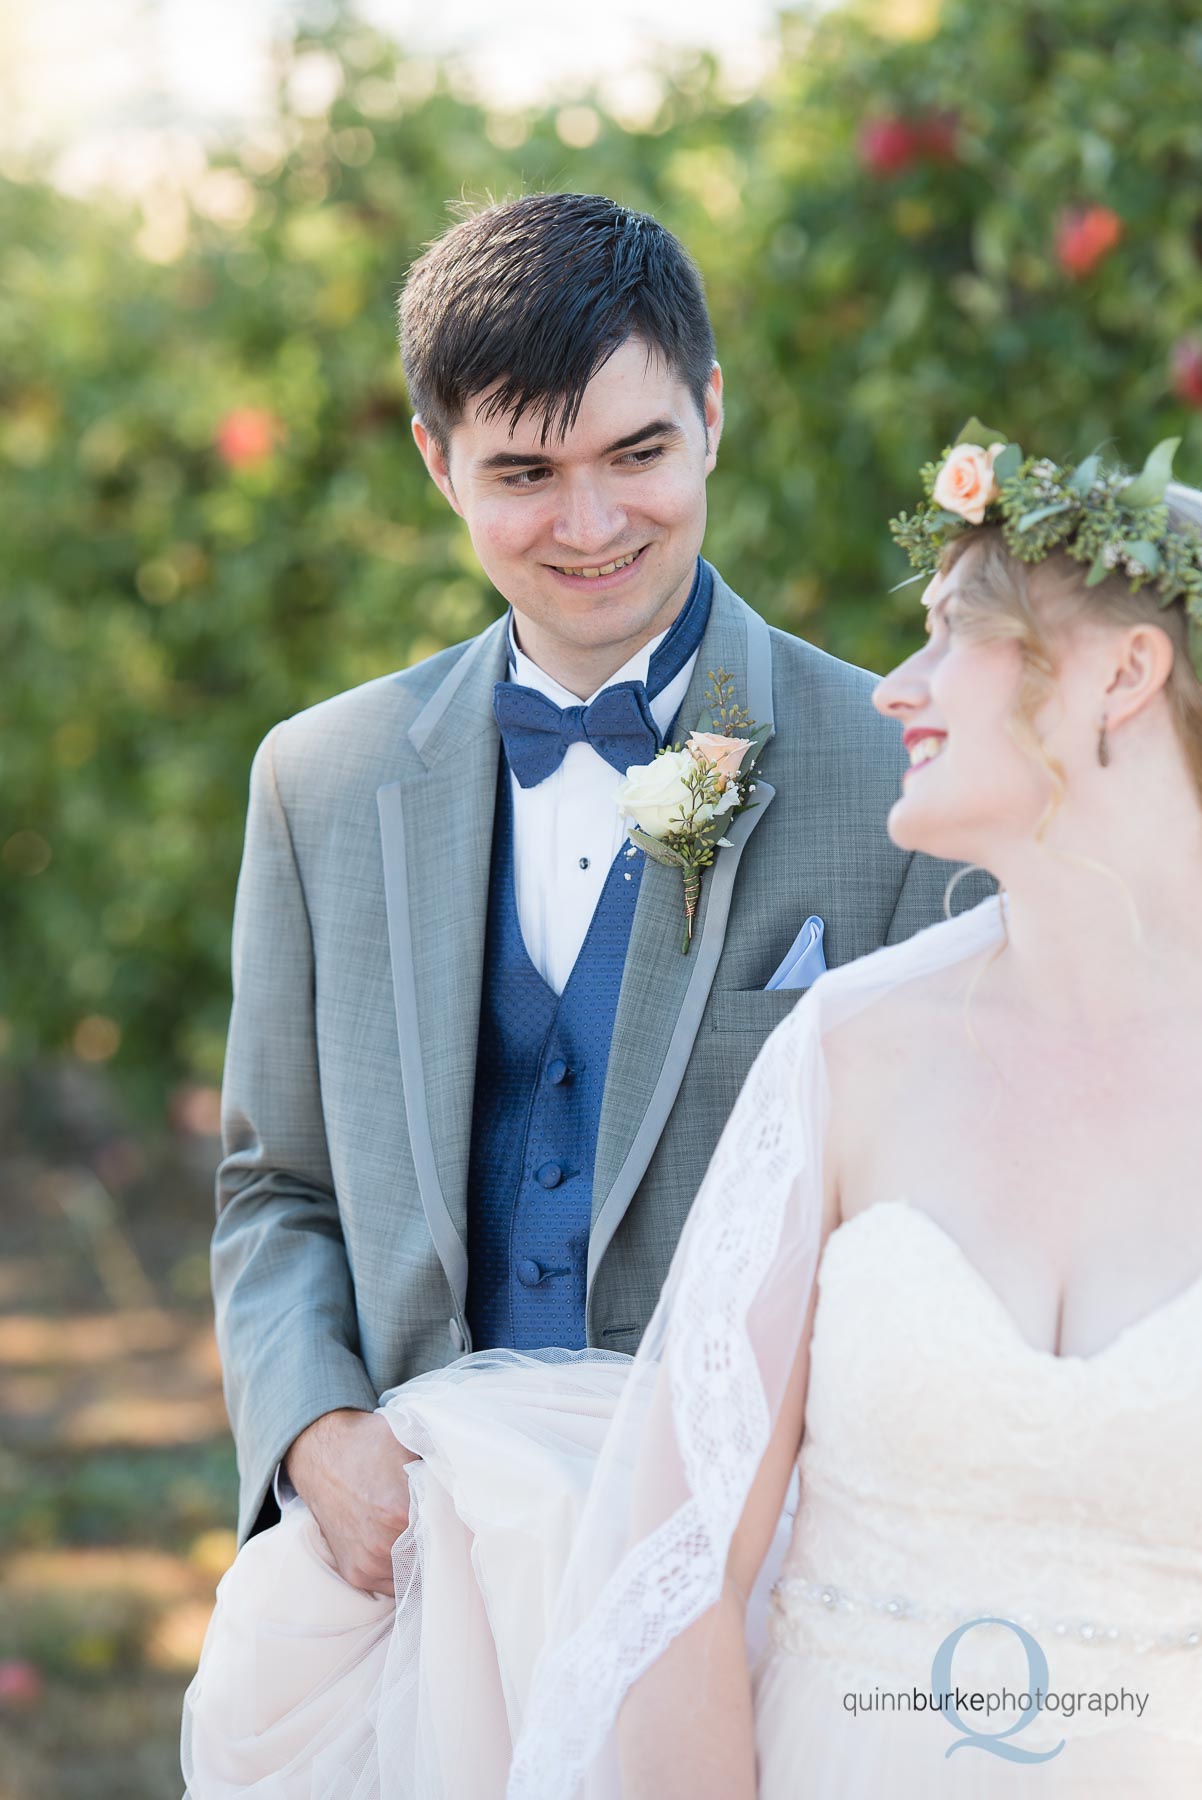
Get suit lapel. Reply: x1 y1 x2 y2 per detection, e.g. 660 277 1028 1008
377 618 507 1312
588 574 777 1291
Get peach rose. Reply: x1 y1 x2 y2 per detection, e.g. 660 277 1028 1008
685 730 749 786
932 441 1005 524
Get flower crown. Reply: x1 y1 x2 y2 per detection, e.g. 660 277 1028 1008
889 420 1202 677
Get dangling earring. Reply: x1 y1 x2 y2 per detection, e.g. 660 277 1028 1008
1097 715 1110 768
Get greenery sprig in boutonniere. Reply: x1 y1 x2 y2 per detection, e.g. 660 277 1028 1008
615 670 770 954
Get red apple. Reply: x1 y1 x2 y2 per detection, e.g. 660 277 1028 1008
858 111 959 178
1171 337 1202 409
1055 206 1123 279
215 406 281 468
858 117 920 178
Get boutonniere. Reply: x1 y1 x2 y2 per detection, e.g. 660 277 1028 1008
615 669 770 954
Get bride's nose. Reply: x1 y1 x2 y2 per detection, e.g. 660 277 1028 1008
873 650 929 720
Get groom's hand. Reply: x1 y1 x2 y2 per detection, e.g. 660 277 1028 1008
284 1408 417 1595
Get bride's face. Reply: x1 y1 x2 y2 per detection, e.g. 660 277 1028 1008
873 561 1055 865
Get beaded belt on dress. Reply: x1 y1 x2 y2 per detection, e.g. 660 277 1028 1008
769 1575 1202 1658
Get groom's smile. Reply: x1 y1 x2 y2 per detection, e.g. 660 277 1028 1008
412 336 723 699
546 540 650 589
548 543 645 580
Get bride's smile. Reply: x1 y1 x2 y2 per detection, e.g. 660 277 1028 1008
900 725 947 772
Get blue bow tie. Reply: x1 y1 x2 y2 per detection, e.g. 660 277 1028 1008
493 557 714 789
493 680 661 788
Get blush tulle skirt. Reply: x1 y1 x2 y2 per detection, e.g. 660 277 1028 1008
182 1348 644 1798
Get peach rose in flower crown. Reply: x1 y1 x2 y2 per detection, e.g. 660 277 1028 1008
932 441 1006 525
685 730 749 787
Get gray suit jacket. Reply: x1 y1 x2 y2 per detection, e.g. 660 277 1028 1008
213 568 987 1542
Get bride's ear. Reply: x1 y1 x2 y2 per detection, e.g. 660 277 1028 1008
1102 620 1176 727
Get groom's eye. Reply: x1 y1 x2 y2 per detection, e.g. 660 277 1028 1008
500 466 552 490
618 446 665 468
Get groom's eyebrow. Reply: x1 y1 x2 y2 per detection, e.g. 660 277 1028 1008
477 418 682 471
602 418 682 454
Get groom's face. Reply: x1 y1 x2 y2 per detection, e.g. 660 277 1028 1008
413 337 722 673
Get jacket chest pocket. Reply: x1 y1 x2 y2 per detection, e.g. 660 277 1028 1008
707 987 806 1034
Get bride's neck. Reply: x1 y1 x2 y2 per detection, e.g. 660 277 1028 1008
990 789 1202 1026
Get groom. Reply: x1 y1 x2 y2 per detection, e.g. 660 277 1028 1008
212 193 979 1587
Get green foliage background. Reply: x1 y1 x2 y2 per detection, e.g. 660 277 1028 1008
4 0 1202 1108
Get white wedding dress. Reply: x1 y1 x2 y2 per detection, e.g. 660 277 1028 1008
183 901 1202 1798
754 1199 1202 1796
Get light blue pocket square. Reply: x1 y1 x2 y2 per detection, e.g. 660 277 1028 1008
765 915 827 991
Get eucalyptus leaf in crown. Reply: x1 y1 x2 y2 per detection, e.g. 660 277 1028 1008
889 420 1202 678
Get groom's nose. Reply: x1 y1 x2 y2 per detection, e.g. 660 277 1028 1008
549 476 627 558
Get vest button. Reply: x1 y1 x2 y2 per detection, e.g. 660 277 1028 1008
516 1257 542 1287
545 1058 569 1085
535 1161 563 1189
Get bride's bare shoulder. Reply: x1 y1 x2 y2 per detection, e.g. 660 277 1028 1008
821 957 978 1082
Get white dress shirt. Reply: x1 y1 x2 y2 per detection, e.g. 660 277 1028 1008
506 621 699 995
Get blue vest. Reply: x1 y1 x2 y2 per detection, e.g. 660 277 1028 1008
466 560 712 1350
465 774 644 1349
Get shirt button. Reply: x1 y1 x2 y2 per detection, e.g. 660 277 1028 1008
535 1161 563 1189
516 1257 542 1287
578 856 590 870
546 1058 569 1085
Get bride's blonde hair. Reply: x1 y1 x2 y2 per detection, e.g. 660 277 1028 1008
938 482 1202 819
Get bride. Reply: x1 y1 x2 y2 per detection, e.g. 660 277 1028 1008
183 433 1202 1797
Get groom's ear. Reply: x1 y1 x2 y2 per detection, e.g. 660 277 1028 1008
703 361 724 474
411 416 464 518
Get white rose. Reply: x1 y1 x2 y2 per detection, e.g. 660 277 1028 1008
616 749 732 839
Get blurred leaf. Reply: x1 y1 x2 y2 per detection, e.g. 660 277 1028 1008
993 443 1022 482
955 417 1008 448
1017 502 1073 530
1123 435 1181 506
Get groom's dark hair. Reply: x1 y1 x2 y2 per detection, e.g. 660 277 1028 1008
397 192 716 454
